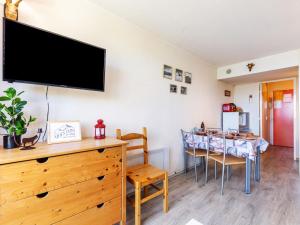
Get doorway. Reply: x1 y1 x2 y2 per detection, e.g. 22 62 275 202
261 79 295 149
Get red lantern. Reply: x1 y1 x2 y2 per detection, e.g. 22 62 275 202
94 119 106 139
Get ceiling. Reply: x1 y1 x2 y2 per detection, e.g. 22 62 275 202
220 66 298 85
93 0 300 66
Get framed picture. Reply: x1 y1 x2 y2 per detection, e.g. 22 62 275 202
181 86 187 95
163 64 173 79
184 72 192 84
175 69 183 82
48 121 82 144
170 84 177 93
225 90 231 97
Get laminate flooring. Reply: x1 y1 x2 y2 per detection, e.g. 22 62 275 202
126 146 300 225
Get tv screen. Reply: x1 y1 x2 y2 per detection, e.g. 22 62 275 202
3 18 106 91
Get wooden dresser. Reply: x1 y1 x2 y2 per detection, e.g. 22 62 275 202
0 138 127 225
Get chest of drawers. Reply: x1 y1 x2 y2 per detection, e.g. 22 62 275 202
0 138 127 225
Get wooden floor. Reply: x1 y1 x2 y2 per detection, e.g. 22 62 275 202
126 146 300 225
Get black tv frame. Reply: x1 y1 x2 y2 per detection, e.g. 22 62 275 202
2 18 106 92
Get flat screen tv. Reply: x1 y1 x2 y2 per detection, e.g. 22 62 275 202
3 18 106 91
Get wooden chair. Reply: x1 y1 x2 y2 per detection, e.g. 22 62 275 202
206 131 246 195
116 127 168 225
181 129 207 182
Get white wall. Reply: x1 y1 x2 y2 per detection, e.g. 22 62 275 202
233 83 260 135
0 0 232 174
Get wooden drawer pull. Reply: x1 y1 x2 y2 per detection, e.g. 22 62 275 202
97 203 104 208
97 149 105 153
36 157 49 163
36 192 48 199
97 175 105 181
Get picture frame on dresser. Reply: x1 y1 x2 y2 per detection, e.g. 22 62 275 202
47 121 82 144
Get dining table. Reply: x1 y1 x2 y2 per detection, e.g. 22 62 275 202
187 133 269 194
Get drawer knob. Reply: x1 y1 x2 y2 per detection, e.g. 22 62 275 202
97 175 105 181
97 149 105 153
97 203 104 208
36 192 48 198
36 157 49 163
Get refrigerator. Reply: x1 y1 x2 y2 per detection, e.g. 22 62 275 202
222 112 250 133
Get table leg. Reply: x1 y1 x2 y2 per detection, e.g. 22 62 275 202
245 157 252 194
255 147 261 182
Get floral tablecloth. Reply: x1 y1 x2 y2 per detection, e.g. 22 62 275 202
186 134 269 161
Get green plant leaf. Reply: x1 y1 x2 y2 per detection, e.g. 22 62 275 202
4 88 17 99
12 97 21 105
15 128 26 136
15 120 25 129
0 88 36 135
0 96 10 101
15 101 27 114
29 116 36 123
26 115 36 126
16 101 27 108
7 126 15 135
4 106 14 116
17 91 25 96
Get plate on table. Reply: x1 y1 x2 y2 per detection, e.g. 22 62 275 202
246 137 257 140
225 135 234 139
196 132 207 136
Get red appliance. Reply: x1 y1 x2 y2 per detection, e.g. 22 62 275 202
222 103 237 112
94 119 106 139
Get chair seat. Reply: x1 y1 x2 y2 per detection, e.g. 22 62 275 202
209 154 246 165
185 149 207 157
127 164 166 187
185 149 220 157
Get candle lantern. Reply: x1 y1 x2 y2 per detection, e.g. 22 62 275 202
94 119 106 139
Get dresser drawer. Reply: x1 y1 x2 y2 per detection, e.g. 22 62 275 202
0 146 121 203
53 197 121 225
0 171 121 225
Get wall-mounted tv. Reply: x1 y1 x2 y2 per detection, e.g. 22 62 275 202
3 18 106 91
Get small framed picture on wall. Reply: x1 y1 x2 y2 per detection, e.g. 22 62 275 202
181 86 187 95
224 90 231 97
163 64 173 79
170 84 177 93
47 121 82 144
184 72 192 84
175 69 183 82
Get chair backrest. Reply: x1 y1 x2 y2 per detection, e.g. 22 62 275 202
207 129 227 154
116 127 149 164
181 129 195 150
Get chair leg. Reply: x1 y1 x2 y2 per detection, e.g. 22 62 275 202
214 161 217 179
221 163 225 195
135 182 142 225
205 157 209 183
226 165 229 182
184 152 188 174
163 172 169 213
194 156 198 182
202 156 206 172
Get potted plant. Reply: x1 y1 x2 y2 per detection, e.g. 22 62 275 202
0 87 36 149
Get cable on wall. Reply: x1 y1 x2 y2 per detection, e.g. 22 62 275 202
42 86 50 142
